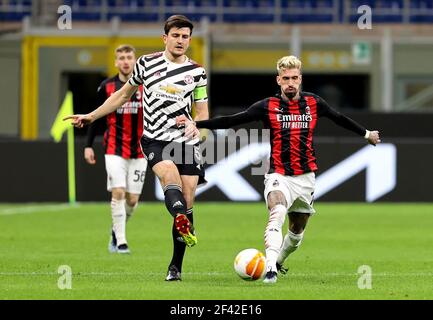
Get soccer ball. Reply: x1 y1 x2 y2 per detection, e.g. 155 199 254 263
233 248 266 280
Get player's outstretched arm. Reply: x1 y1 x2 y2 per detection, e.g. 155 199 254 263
63 82 137 128
318 97 382 146
177 100 265 138
365 130 381 146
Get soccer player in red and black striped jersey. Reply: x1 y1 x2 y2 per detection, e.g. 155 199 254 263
84 45 147 254
177 55 381 283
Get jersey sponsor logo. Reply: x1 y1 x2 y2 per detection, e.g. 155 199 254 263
276 113 313 129
156 84 185 102
159 84 184 95
116 101 142 114
154 92 184 102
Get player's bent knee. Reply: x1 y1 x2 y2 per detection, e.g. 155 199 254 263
288 212 310 234
126 192 140 204
154 161 181 185
267 191 288 210
126 198 139 208
112 188 126 200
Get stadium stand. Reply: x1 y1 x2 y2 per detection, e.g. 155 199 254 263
1 0 433 23
0 0 32 21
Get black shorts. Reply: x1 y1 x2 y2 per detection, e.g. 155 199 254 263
141 137 206 186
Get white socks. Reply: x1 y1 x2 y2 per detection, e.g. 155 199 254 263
125 202 138 222
277 230 304 266
264 204 287 272
111 198 127 246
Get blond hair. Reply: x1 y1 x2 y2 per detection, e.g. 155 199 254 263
115 44 136 56
277 55 302 74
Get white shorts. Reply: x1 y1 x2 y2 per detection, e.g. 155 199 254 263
264 172 316 215
105 155 148 194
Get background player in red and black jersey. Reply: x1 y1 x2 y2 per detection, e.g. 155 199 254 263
84 45 147 254
177 55 381 283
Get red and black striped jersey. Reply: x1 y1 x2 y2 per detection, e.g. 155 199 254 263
86 75 144 159
196 92 366 176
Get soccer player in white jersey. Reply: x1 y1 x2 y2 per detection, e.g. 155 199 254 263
64 15 209 281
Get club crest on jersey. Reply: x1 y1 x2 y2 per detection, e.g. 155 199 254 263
184 75 194 84
153 71 161 78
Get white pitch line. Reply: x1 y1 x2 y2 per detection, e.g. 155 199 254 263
1 272 433 277
0 272 223 276
0 204 77 216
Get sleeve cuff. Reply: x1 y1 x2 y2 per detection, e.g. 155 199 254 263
128 78 140 86
364 130 370 139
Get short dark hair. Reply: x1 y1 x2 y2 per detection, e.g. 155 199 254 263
164 15 193 35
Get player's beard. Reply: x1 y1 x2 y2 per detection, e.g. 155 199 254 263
286 91 296 99
285 88 297 99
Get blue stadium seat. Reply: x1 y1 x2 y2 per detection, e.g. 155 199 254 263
165 0 218 22
281 0 334 23
222 0 275 23
0 0 31 21
409 0 433 22
106 0 159 22
62 0 101 21
192 0 218 22
1 0 432 23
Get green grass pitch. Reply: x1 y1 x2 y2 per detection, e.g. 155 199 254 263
1 202 432 300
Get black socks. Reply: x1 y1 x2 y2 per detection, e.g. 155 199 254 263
163 184 187 217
